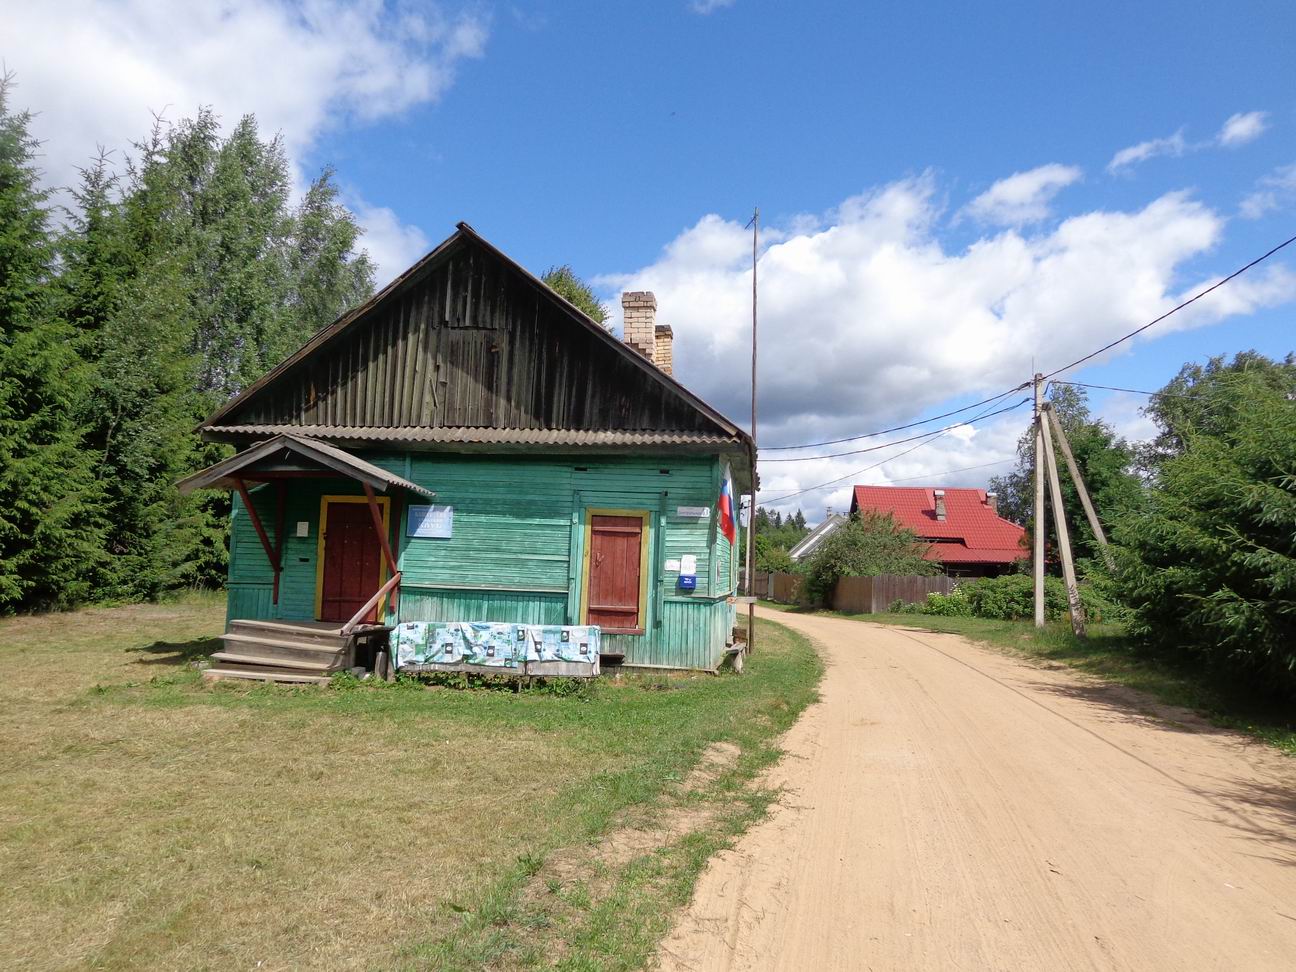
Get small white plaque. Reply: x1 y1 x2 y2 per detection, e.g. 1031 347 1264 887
664 559 682 572
677 506 711 518
407 504 454 538
680 554 698 575
295 521 309 537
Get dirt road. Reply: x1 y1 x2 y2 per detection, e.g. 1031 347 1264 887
658 610 1296 971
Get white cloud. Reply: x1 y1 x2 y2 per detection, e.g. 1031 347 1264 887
1240 163 1296 219
689 0 736 12
1107 130 1187 173
350 200 432 286
1098 393 1159 445
601 179 1296 517
962 163 1083 227
0 0 485 281
1108 110 1270 175
1218 111 1268 147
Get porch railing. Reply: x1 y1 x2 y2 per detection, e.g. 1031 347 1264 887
342 572 402 636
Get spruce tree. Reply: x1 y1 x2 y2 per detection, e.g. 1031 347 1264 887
57 106 375 600
0 76 103 611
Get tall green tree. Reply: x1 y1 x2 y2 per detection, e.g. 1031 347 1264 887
989 383 1140 571
542 264 608 326
0 77 104 610
1112 353 1296 701
54 107 375 602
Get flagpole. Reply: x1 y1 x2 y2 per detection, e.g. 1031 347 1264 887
744 207 758 654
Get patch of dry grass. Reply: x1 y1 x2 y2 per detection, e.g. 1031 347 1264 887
0 597 822 970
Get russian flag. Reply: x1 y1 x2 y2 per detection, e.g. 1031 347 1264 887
717 462 737 546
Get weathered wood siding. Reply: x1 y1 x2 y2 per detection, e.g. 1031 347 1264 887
226 452 735 669
220 237 727 437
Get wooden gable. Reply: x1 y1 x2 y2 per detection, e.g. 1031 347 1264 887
201 225 747 449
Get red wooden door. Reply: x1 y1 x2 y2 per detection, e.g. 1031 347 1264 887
586 514 644 633
320 502 383 623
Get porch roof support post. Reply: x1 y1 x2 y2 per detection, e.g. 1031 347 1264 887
272 480 286 604
235 476 281 598
362 482 401 614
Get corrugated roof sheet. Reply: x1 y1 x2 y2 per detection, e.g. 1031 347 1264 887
852 485 1027 564
789 513 846 560
205 424 741 447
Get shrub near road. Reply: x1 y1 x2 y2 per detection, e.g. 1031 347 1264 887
1115 353 1296 703
0 596 821 971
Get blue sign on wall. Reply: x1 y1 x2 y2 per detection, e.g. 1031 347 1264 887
407 504 454 538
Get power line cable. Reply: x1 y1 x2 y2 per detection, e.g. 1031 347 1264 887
761 394 1030 502
761 398 1029 462
1052 378 1257 401
1042 232 1296 380
760 382 1030 451
875 457 1016 483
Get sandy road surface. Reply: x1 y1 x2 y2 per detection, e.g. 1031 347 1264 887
658 610 1296 972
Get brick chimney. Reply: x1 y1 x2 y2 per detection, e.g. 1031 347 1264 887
654 324 674 376
621 292 656 360
986 491 998 513
933 489 947 521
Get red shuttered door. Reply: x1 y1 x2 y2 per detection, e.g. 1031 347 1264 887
320 502 383 623
586 514 645 633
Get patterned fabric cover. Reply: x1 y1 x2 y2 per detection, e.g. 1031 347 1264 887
392 622 601 673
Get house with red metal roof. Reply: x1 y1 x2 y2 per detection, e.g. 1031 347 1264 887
850 486 1027 577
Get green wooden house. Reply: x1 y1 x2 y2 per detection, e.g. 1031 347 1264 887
179 223 754 681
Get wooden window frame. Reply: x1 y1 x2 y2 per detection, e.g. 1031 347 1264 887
579 508 652 636
314 494 391 621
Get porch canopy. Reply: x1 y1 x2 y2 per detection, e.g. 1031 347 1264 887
176 432 433 498
177 433 433 629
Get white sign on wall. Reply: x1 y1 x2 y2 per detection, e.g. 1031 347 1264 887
407 504 454 538
676 506 711 519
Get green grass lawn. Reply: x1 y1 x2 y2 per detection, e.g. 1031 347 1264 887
761 599 1296 756
0 595 821 971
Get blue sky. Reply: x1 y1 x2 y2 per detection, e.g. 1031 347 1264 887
6 0 1294 517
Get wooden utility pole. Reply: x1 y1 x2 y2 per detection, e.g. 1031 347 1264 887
1032 374 1046 628
1039 409 1086 637
744 207 759 653
1043 403 1116 572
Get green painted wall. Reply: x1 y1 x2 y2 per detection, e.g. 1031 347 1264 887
226 452 738 669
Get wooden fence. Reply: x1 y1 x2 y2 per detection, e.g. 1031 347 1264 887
756 571 955 613
831 574 956 614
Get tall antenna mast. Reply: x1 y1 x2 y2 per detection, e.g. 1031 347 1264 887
744 207 759 652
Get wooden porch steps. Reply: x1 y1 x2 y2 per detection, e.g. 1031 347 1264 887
203 662 334 686
206 619 361 685
219 632 349 665
227 619 350 647
209 650 338 672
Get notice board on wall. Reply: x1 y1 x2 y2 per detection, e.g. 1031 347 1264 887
407 504 454 538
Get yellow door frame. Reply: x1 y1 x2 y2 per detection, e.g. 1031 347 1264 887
579 508 652 634
315 494 391 620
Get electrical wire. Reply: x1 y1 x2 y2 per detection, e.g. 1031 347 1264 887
872 457 1016 483
760 394 1030 502
1051 380 1167 396
1042 232 1296 380
1052 378 1256 401
760 398 1029 462
760 382 1030 450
